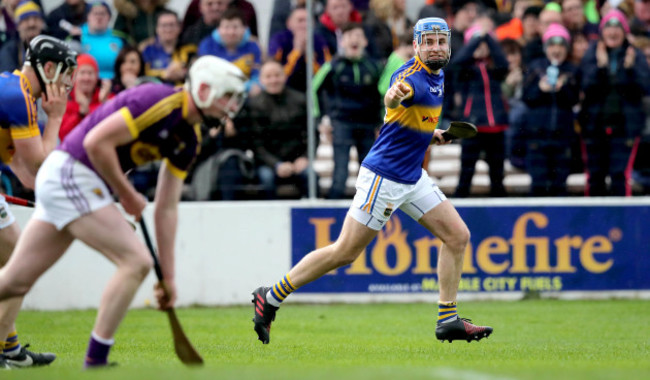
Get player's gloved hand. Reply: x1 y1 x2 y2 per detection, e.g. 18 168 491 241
155 280 177 310
42 82 68 120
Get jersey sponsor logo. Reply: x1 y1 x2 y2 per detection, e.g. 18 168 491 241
421 116 439 124
429 84 443 97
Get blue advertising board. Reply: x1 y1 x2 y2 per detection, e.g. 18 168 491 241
291 206 650 293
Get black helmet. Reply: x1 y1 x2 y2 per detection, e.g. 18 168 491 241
25 35 77 93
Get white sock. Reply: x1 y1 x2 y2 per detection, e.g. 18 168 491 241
266 290 281 307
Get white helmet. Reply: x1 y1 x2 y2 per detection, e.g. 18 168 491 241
185 56 247 122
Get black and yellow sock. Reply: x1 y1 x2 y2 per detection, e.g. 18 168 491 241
267 274 296 307
437 301 458 324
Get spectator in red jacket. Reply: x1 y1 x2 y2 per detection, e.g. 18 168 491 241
59 54 109 140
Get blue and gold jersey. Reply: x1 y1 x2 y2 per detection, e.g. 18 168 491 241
0 70 40 164
362 56 444 184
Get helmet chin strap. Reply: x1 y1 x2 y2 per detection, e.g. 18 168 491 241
196 106 226 129
424 59 448 71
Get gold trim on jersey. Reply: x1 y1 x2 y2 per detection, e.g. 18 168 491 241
119 107 139 138
164 158 187 180
134 92 184 132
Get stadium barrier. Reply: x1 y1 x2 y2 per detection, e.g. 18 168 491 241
12 197 650 311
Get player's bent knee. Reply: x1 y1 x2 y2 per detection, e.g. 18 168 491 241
3 281 31 298
133 255 154 280
444 227 470 254
121 253 154 281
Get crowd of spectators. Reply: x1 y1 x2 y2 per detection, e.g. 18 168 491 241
1 0 650 200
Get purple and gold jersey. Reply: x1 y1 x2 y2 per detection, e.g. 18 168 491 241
0 70 40 164
59 83 201 180
361 56 444 184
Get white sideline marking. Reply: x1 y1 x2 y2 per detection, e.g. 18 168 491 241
432 367 519 380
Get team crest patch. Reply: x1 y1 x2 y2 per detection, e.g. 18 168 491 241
92 188 105 199
384 203 394 217
0 206 7 219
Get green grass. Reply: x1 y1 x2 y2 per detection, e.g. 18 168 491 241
4 300 649 379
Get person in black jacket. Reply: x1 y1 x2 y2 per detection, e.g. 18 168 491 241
45 0 88 40
580 9 650 196
249 61 314 199
451 17 509 197
522 23 580 196
313 22 383 199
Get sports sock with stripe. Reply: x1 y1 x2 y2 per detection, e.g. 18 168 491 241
266 274 297 307
3 330 21 357
437 301 458 324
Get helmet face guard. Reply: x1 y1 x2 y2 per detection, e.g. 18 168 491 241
25 35 77 96
186 56 247 128
413 17 451 71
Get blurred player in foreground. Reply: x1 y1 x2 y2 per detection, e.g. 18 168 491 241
0 35 77 369
252 17 493 345
0 55 246 368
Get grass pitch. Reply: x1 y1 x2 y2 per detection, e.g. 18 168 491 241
4 300 649 380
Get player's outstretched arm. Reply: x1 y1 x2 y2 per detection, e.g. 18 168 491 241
152 160 184 310
384 81 412 109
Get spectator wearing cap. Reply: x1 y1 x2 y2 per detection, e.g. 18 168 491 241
80 1 126 80
46 0 90 40
59 53 107 140
522 23 580 196
523 2 562 65
0 0 44 72
452 18 510 197
579 9 650 195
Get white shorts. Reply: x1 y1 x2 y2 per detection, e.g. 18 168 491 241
0 194 16 229
33 150 113 230
349 167 447 230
